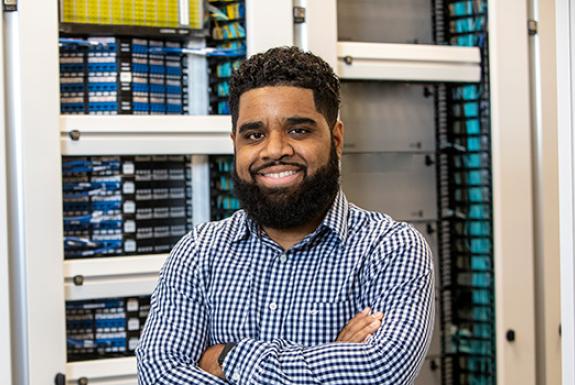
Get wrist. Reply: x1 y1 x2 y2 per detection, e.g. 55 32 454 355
218 342 237 368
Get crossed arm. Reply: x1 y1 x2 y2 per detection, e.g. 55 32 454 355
197 307 385 379
137 230 434 385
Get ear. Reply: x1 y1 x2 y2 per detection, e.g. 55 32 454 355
332 120 344 158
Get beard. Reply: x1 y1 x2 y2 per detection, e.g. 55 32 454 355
232 142 340 230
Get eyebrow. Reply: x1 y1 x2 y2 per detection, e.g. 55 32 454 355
238 121 264 134
285 116 318 126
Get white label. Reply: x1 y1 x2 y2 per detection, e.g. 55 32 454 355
128 318 140 331
123 181 135 194
123 161 135 175
128 337 139 350
124 239 136 252
123 200 135 214
126 298 139 312
124 220 136 233
120 72 133 83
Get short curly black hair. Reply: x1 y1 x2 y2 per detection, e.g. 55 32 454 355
229 46 340 132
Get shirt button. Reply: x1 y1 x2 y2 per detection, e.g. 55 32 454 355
269 302 278 311
279 254 287 263
232 371 240 382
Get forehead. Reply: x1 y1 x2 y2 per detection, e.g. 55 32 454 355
237 86 321 120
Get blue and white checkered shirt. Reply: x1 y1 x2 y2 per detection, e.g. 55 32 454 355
137 191 434 385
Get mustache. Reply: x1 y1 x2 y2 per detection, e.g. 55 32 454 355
250 160 307 175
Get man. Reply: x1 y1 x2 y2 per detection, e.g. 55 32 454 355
137 46 434 385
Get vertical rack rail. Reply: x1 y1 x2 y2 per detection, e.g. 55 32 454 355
0 10 12 385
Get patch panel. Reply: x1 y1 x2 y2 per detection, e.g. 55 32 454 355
209 155 240 220
62 155 193 259
436 0 495 383
59 37 188 115
66 296 151 361
207 0 246 115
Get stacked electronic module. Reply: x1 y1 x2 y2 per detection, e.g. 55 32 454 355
62 155 193 259
66 296 151 361
59 37 188 115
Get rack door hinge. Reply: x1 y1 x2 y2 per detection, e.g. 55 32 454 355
528 19 538 35
3 0 17 12
293 6 305 24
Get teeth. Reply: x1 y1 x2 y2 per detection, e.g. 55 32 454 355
264 170 298 179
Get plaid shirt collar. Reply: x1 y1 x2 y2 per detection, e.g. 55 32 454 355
231 189 349 245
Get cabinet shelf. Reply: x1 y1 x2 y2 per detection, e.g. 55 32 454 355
337 42 481 83
64 254 168 301
66 356 137 384
60 115 234 155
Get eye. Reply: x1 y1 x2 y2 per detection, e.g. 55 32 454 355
288 127 311 137
243 131 264 142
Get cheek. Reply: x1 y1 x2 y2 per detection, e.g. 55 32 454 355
234 149 255 178
300 145 329 172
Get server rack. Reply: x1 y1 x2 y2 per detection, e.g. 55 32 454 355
4 1 536 384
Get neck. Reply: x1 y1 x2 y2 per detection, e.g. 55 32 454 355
262 215 323 250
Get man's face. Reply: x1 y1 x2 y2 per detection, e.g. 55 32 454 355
231 86 344 229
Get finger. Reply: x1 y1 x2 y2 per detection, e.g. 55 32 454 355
348 318 382 342
337 308 369 336
371 311 384 320
357 312 384 340
343 312 384 343
337 313 382 342
336 308 371 341
340 310 381 339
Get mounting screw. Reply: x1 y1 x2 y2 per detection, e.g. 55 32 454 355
293 6 305 24
73 275 84 286
69 130 81 141
3 0 17 12
506 329 516 342
528 19 538 36
343 56 353 65
78 377 89 385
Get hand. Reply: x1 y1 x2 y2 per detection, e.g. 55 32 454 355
336 307 384 343
198 344 226 379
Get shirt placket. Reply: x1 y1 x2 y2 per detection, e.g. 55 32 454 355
258 245 295 341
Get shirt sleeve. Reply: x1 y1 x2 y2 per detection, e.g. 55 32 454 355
136 232 227 385
222 224 435 385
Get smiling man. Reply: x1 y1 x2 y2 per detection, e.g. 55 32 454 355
137 46 434 385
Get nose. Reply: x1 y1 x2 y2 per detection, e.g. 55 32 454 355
260 130 294 160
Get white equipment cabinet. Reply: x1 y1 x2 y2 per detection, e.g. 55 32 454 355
3 0 536 384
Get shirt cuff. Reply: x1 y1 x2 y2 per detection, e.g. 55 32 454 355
222 338 270 384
